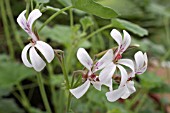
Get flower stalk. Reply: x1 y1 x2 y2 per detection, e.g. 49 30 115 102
37 73 52 113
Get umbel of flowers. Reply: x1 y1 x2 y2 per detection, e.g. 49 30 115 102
70 29 148 102
17 9 148 103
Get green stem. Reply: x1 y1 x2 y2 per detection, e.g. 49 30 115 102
0 0 15 60
26 0 30 18
31 0 33 10
17 84 32 112
66 92 72 112
5 0 24 49
47 64 58 113
61 57 70 89
37 73 52 113
38 6 73 32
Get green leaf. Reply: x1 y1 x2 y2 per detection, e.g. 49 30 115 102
0 87 12 97
36 22 91 48
111 19 148 37
58 0 72 7
71 0 118 19
0 99 24 113
0 60 36 88
80 16 94 31
151 83 170 93
95 0 143 18
34 0 49 3
139 72 163 90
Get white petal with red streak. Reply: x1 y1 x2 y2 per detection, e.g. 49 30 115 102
94 49 113 72
27 9 42 29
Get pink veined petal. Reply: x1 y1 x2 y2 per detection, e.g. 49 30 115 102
117 65 128 87
106 86 126 102
17 10 27 32
21 43 32 67
110 29 122 46
35 41 54 63
119 30 131 54
99 63 116 89
91 81 102 91
118 59 135 72
134 51 145 71
70 80 91 99
27 9 42 30
29 47 46 72
77 48 93 71
94 49 113 72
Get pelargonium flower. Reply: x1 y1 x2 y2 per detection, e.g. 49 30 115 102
17 9 54 72
134 51 148 75
70 48 113 99
106 73 136 102
105 51 148 102
99 29 134 89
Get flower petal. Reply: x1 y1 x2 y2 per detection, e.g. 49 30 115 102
117 65 128 87
94 49 113 72
77 48 93 71
17 10 27 32
99 63 116 89
119 30 131 54
121 81 136 99
91 81 102 91
27 9 42 30
110 29 122 46
21 43 32 67
29 47 46 72
134 51 144 71
70 80 91 99
118 59 134 72
35 41 54 63
106 87 126 102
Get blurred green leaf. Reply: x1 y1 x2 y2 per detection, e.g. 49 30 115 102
111 19 148 37
139 72 163 90
151 83 170 93
71 0 118 19
0 99 24 113
0 87 12 97
0 61 36 88
95 0 143 18
30 107 47 113
58 0 72 7
34 0 49 3
80 16 94 31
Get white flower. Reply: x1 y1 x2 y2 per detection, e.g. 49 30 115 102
17 9 42 42
134 51 148 75
70 48 113 99
17 9 54 72
106 73 136 102
99 29 134 89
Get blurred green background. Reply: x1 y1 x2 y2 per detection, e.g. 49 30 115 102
0 0 170 113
